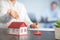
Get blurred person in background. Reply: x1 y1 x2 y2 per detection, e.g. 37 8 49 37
41 1 60 28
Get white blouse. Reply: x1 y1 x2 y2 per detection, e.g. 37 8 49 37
0 1 33 27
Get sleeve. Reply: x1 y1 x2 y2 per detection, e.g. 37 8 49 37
0 1 12 24
20 4 33 26
0 13 12 24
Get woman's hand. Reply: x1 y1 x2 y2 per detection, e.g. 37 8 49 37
30 22 39 28
7 9 19 19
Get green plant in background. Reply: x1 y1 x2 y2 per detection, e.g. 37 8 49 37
55 20 60 28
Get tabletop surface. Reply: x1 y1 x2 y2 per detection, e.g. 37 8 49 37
0 28 55 40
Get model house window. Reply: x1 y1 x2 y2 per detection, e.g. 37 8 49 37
24 29 26 32
21 29 23 33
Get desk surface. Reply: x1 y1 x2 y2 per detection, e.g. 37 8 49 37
28 28 55 31
0 29 55 40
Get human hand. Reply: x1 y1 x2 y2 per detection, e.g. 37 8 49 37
30 22 39 28
7 9 19 19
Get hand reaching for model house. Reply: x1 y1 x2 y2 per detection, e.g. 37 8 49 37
7 9 19 19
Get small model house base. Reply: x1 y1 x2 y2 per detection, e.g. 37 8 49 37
8 22 27 36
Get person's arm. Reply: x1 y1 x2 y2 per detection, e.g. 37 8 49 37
20 4 33 26
20 4 39 28
0 6 15 24
0 2 12 24
0 13 12 24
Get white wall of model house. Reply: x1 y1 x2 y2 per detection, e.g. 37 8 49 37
8 27 27 35
8 28 19 34
20 27 27 34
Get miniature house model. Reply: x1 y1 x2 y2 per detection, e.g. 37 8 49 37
8 22 27 36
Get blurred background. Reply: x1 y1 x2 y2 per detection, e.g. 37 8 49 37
18 0 60 22
15 0 60 29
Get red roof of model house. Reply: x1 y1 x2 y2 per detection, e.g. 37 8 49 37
8 22 27 29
